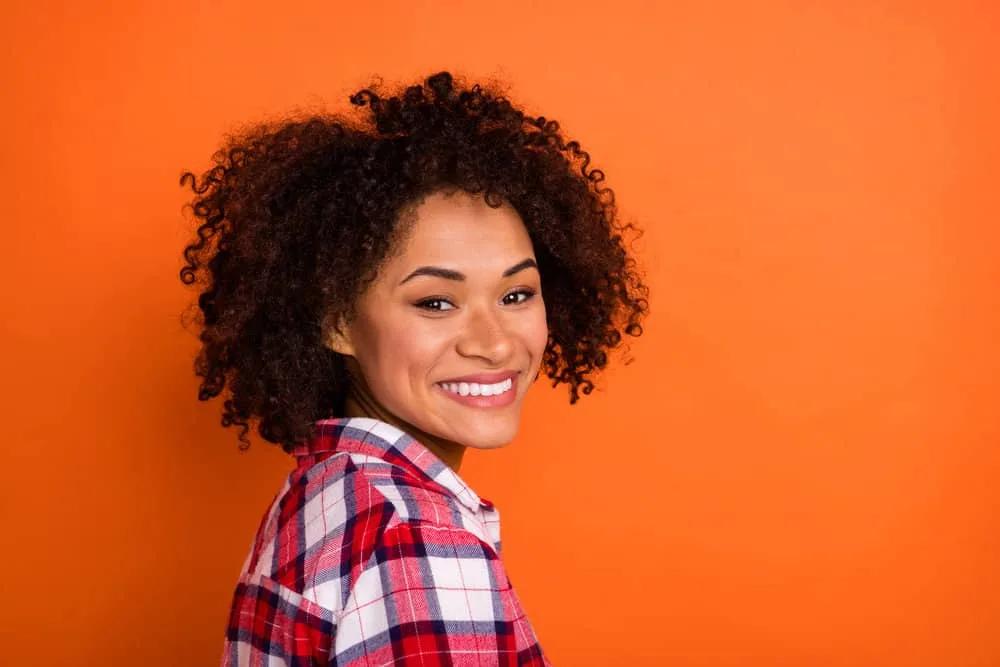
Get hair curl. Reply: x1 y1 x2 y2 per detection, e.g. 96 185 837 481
180 71 648 450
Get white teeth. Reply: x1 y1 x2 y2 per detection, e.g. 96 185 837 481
438 377 513 398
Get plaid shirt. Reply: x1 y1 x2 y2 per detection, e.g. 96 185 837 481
222 417 550 666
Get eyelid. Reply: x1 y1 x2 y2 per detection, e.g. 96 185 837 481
414 286 538 310
502 287 538 304
414 296 456 312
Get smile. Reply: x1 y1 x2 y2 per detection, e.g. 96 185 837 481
434 374 519 408
437 378 513 397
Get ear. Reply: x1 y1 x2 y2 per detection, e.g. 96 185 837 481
324 315 356 357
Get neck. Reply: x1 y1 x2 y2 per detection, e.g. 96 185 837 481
342 364 466 471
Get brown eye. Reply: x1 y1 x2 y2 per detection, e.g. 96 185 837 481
502 289 536 305
415 298 456 311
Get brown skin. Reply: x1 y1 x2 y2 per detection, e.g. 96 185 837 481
326 191 550 471
180 72 649 451
342 361 467 470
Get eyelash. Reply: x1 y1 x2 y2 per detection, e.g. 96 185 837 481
415 288 538 312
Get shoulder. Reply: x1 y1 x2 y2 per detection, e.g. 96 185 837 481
335 520 544 664
291 448 470 532
254 449 488 597
343 451 468 525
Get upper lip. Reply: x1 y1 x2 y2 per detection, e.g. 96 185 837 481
437 370 519 384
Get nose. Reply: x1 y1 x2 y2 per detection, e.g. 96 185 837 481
455 305 514 364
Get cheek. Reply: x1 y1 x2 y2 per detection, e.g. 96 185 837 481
357 312 450 385
523 303 550 358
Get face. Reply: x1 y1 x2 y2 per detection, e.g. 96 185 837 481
328 191 549 449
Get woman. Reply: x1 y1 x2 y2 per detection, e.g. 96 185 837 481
180 71 647 665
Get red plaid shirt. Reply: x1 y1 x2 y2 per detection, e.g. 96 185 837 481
222 417 550 666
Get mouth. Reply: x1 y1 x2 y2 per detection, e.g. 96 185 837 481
435 371 519 408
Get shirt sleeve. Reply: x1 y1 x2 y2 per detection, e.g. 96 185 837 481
332 521 549 666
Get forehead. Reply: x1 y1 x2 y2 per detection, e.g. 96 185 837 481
391 192 535 267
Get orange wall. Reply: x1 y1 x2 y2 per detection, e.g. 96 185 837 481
3 1 998 664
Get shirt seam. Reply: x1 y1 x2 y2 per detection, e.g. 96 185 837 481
300 455 496 619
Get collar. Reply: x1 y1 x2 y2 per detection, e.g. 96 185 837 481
291 417 494 514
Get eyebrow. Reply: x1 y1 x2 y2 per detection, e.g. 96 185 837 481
398 258 538 285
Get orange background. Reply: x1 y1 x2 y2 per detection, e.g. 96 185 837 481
2 1 998 665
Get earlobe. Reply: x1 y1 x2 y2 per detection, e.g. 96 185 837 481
324 317 355 357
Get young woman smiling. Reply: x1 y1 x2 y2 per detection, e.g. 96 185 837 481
179 71 648 666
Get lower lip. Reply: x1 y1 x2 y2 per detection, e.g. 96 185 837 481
435 376 519 408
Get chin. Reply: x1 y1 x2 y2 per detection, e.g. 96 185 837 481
450 417 520 450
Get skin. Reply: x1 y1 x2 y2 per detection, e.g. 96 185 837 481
325 191 549 471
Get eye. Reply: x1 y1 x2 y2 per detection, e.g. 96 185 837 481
501 288 537 305
414 297 456 312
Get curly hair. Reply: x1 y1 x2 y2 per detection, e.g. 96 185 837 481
179 71 648 450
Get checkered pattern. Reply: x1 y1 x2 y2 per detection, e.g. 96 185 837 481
222 417 550 666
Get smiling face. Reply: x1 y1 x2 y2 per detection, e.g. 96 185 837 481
327 191 549 450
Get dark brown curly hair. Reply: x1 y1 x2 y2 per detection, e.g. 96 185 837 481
179 71 648 450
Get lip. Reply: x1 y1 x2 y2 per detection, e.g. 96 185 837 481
437 370 520 384
434 371 520 409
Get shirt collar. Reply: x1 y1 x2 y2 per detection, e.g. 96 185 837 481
291 417 494 514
